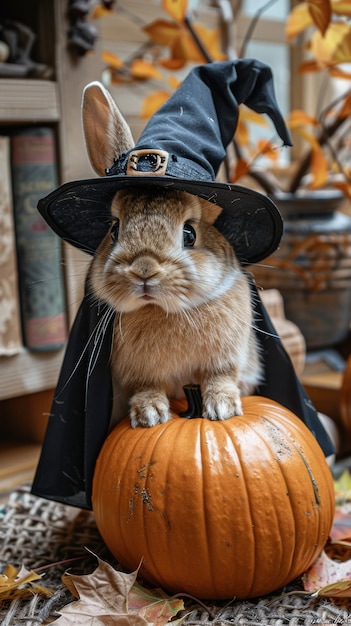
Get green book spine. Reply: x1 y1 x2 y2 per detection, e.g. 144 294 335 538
11 127 67 351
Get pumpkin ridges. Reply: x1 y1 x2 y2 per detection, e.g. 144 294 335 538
223 410 296 596
198 419 215 592
248 401 334 584
141 417 199 589
220 418 257 595
93 419 153 569
199 417 235 595
92 396 335 600
236 415 294 595
164 417 215 594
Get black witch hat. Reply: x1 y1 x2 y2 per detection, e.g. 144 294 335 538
32 59 334 510
38 59 291 265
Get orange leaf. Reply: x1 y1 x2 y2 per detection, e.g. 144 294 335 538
231 159 250 182
235 119 250 146
101 51 125 70
162 0 188 23
285 4 313 42
332 0 351 17
171 25 225 63
167 75 181 90
143 19 181 46
310 21 351 66
298 59 324 73
256 140 279 161
159 58 186 70
141 91 171 118
130 59 163 80
329 66 351 79
91 5 112 19
307 0 331 36
287 109 319 128
309 146 329 188
239 107 269 127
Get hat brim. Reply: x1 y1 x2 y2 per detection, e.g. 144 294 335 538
38 175 282 265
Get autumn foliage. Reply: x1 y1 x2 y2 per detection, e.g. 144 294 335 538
93 0 351 197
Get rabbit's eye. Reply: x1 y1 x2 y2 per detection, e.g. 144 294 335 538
110 219 120 242
183 223 196 247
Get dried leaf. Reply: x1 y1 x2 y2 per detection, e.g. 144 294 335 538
56 552 184 626
231 159 250 182
143 20 181 46
287 109 319 128
56 557 142 624
307 0 332 36
256 139 279 161
303 550 351 595
162 0 188 23
129 582 184 625
130 59 162 80
0 563 53 602
167 75 181 90
310 21 351 66
239 107 269 127
102 51 125 70
141 91 171 118
309 146 329 188
326 539 351 562
159 58 186 70
329 66 351 79
285 4 313 42
317 579 351 598
91 5 113 19
235 119 250 146
170 25 225 63
332 0 351 17
298 59 324 73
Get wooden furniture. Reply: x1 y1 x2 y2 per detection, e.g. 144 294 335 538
0 0 102 494
0 1 101 402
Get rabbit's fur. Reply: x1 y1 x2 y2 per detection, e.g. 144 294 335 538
83 82 262 428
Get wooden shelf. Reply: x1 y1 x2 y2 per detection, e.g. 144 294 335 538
0 349 64 400
0 79 60 123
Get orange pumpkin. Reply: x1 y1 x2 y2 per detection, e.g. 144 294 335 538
92 396 335 599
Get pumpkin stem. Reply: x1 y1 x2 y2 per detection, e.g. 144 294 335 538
179 384 203 419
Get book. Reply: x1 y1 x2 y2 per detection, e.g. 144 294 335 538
0 135 23 356
11 127 67 351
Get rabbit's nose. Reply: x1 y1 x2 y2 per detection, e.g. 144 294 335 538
129 255 160 280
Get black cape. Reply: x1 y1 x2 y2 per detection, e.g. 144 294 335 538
31 282 335 510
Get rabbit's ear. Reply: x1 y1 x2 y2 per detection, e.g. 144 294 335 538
82 81 134 176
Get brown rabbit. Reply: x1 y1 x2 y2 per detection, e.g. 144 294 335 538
83 82 262 428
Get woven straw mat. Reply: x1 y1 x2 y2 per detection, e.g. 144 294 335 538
0 484 351 625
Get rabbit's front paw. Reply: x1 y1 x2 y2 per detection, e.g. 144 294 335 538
130 391 170 428
203 383 243 420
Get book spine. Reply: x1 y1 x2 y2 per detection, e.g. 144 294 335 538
0 135 23 356
11 127 67 351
